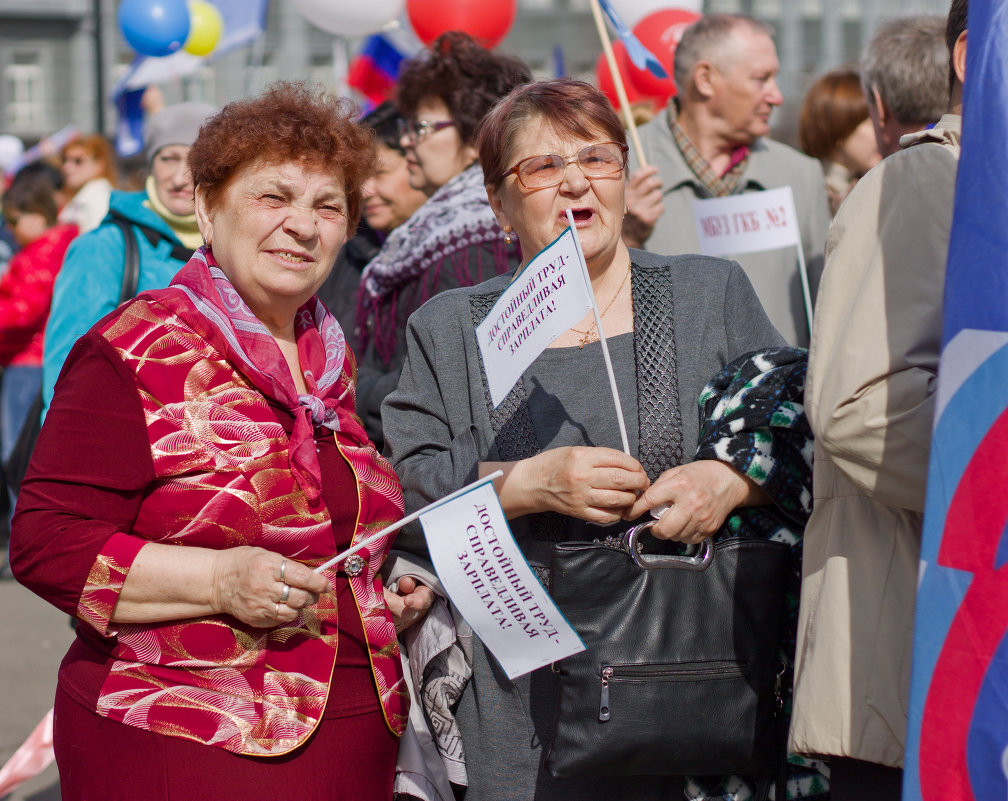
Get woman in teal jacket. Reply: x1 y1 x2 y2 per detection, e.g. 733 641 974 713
42 102 215 412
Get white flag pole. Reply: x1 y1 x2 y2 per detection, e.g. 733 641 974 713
565 210 631 456
796 243 814 341
314 470 504 573
587 0 648 169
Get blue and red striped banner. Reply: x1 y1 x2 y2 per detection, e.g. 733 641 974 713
904 3 1008 799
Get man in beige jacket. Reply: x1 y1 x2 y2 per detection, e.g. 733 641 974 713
789 2 968 798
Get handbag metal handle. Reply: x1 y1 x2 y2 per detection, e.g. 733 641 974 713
625 520 714 571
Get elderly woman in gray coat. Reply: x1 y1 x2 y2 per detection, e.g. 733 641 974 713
382 79 794 801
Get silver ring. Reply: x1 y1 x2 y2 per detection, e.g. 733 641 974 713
274 602 280 618
279 558 287 583
280 583 291 603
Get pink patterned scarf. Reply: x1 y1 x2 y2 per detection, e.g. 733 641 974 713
171 248 347 503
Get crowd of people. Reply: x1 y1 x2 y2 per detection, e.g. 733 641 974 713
0 1 968 799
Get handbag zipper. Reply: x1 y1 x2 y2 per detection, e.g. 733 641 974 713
598 662 749 722
599 667 612 721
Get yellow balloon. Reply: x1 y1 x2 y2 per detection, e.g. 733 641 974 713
183 1 223 57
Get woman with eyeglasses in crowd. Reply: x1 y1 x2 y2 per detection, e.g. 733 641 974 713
353 31 530 451
314 101 428 333
382 78 812 801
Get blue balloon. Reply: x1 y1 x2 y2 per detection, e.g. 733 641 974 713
118 0 192 58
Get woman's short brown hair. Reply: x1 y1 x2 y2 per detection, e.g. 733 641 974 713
396 32 531 147
477 79 628 193
798 68 871 161
62 133 118 187
188 81 376 234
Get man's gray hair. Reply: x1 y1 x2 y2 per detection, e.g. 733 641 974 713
673 14 775 95
861 15 949 125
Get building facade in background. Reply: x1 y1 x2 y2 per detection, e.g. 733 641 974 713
1 0 951 150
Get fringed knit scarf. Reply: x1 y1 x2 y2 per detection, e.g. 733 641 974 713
356 163 506 366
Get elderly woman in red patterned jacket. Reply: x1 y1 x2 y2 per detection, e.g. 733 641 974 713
10 81 431 801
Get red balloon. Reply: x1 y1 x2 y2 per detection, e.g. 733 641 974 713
406 0 517 48
594 42 649 114
629 7 702 100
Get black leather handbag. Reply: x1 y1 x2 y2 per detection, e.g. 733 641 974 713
545 520 790 783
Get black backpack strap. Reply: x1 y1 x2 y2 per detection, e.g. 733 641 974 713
107 209 192 266
108 215 140 303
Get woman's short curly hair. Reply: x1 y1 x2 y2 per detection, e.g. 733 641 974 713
396 32 531 147
188 81 376 234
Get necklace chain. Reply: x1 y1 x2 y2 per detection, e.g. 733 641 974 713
570 264 631 348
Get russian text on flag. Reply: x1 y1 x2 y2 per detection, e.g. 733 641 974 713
419 480 584 679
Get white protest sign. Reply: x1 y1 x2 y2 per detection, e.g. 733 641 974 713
692 185 813 338
692 186 801 257
476 227 593 407
420 481 585 679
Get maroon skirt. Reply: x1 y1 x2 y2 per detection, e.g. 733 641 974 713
53 682 398 801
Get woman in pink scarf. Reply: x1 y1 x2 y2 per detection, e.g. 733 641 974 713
10 82 430 801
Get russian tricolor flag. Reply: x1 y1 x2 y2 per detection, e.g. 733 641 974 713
348 34 409 110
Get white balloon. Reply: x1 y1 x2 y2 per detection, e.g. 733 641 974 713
290 0 405 37
610 0 702 29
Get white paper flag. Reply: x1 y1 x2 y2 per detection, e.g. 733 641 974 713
692 186 802 257
420 481 585 679
476 227 593 407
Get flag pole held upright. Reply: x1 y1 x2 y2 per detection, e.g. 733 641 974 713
588 0 648 169
565 208 631 456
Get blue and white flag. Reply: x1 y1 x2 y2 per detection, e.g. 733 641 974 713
596 0 668 79
904 3 1008 800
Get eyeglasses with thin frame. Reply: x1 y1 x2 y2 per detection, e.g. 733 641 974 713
398 118 457 142
501 142 629 190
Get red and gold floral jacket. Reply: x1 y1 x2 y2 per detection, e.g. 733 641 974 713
12 287 409 755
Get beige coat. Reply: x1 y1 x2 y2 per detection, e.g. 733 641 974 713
788 116 961 768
